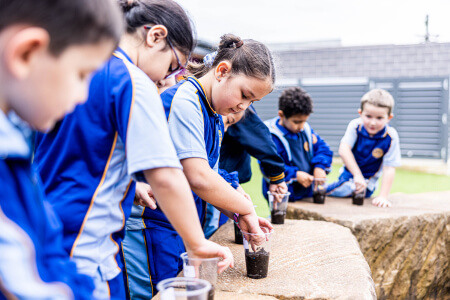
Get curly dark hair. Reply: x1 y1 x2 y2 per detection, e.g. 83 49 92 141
278 87 313 118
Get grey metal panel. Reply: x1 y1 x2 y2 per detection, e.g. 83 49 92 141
299 82 368 155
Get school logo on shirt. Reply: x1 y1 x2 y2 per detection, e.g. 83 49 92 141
304 141 309 152
219 130 223 144
372 148 384 159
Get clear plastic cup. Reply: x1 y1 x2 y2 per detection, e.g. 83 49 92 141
157 277 211 300
180 253 218 300
312 178 327 204
241 226 273 279
267 191 290 224
352 189 367 205
351 179 368 205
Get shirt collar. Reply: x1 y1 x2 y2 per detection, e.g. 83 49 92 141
0 110 31 159
275 117 303 139
114 47 133 64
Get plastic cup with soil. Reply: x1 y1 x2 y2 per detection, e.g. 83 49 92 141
267 191 290 224
352 189 367 206
312 178 327 204
156 277 211 300
234 222 243 244
180 252 218 300
241 226 274 279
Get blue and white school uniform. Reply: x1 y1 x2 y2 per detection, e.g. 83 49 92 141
33 48 181 299
0 111 94 299
328 118 401 197
122 76 238 298
263 117 333 201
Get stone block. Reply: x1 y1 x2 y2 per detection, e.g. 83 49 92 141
286 191 450 299
210 220 376 299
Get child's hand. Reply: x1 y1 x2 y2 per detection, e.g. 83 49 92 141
372 196 392 208
313 168 326 179
187 240 234 273
269 181 288 196
353 175 367 194
296 171 314 188
236 185 251 202
134 182 157 209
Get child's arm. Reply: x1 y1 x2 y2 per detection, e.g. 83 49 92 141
311 129 333 179
372 166 395 208
372 127 401 208
143 167 234 272
339 119 366 192
339 142 366 192
182 157 269 235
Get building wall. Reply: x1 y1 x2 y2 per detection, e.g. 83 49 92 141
273 43 450 79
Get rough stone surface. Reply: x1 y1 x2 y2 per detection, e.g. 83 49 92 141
210 219 376 300
286 191 450 299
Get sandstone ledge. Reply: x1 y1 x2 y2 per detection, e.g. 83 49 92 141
286 191 450 299
210 220 376 300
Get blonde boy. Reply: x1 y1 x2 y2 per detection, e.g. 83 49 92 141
328 89 401 207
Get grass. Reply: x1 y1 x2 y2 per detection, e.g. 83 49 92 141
241 158 450 218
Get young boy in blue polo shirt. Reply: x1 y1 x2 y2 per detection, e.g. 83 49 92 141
263 87 333 201
328 89 401 207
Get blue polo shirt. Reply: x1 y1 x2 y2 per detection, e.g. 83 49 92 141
339 118 401 183
127 76 229 232
33 48 181 281
0 111 94 299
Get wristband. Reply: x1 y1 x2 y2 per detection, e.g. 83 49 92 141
233 213 240 227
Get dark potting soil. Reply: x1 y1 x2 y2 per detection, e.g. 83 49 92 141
271 209 286 224
234 223 243 244
186 283 214 300
313 190 326 204
245 248 270 279
352 192 365 205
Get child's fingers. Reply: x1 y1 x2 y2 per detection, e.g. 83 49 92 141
217 247 234 273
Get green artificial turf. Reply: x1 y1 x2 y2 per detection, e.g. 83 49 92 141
242 158 450 218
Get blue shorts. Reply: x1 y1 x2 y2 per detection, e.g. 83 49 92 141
121 227 185 299
327 177 375 198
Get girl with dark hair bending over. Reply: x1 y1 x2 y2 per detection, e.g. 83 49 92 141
124 33 276 298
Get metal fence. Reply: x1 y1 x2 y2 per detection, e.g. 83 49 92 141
253 77 449 161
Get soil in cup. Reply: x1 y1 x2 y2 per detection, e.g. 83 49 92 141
313 190 326 204
245 248 270 279
352 192 365 205
234 223 243 244
271 209 286 224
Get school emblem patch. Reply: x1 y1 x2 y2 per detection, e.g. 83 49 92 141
372 148 384 159
304 141 309 152
219 130 223 144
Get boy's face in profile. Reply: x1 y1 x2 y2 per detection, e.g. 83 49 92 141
279 111 309 134
1 25 114 131
358 103 393 136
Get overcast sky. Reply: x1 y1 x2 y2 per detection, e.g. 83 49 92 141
178 0 450 47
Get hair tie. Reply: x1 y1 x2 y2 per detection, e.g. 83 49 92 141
203 51 218 68
235 40 244 48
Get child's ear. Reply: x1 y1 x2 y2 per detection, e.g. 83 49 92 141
388 113 394 120
278 110 284 118
145 25 168 47
214 61 232 81
358 108 362 116
4 27 49 79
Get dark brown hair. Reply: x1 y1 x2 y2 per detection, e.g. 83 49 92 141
187 34 275 85
118 0 195 57
0 0 123 56
279 87 313 118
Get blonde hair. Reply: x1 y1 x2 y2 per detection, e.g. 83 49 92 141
360 89 394 115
